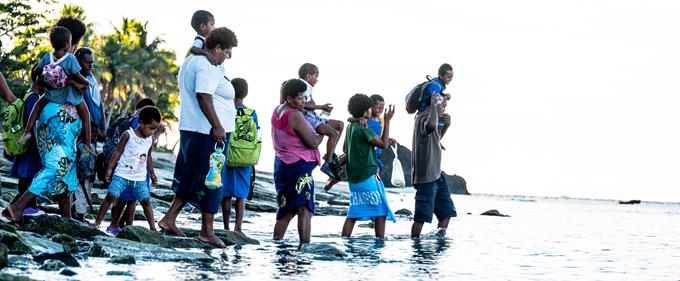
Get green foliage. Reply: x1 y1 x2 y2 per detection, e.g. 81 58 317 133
1 2 179 128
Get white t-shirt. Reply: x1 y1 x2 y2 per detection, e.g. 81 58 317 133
115 129 153 181
299 78 313 103
178 55 236 134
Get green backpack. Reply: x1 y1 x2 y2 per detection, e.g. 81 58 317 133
1 92 36 157
227 108 262 167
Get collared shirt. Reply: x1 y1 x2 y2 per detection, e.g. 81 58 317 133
83 73 104 128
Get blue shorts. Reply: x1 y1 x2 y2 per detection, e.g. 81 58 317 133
303 111 326 129
413 174 457 223
108 175 151 201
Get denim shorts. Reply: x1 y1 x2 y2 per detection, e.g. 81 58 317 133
303 111 326 129
108 175 150 201
413 174 457 223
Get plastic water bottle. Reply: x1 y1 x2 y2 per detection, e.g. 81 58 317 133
204 142 226 189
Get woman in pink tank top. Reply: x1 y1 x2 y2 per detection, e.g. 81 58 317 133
271 79 323 243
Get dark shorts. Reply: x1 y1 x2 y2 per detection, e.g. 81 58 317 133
172 130 230 214
274 157 317 220
413 174 457 223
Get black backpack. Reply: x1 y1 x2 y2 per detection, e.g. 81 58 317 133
405 75 441 114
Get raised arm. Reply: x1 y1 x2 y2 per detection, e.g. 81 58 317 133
289 110 323 149
0 72 17 103
369 105 395 149
424 95 442 133
190 47 218 65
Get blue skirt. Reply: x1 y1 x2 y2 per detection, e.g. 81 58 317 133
274 157 317 220
221 166 251 199
171 130 230 214
347 175 395 222
28 102 81 198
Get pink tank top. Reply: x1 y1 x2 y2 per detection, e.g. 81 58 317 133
271 107 321 165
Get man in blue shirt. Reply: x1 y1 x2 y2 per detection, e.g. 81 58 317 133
420 63 454 112
76 47 106 138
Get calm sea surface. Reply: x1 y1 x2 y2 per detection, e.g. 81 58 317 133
5 186 680 280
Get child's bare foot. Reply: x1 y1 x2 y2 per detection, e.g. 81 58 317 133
198 233 226 248
18 132 32 145
82 144 95 155
158 220 186 237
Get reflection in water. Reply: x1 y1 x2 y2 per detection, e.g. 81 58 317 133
409 236 451 278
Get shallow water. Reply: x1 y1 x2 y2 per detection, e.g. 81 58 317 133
3 189 680 280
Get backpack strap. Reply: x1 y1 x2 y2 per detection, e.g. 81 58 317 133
50 52 69 65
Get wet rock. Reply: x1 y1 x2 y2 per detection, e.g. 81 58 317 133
181 229 260 246
38 205 60 215
117 226 167 247
0 221 17 233
107 271 134 276
0 193 14 203
300 243 347 261
359 221 375 229
328 199 349 206
17 232 63 254
164 237 213 249
89 193 103 205
395 208 413 216
51 234 78 253
150 189 174 202
0 229 31 254
93 235 214 262
0 199 9 208
0 273 35 281
87 243 109 258
39 259 66 271
480 209 510 217
619 200 641 205
109 255 136 264
33 252 80 267
0 244 8 268
24 215 105 238
59 268 77 276
315 206 348 216
245 200 277 213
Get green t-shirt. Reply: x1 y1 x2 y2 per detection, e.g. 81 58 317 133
345 122 378 183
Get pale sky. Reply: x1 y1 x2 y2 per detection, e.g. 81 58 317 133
27 0 680 202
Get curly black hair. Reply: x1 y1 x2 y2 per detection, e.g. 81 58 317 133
298 63 318 79
370 94 384 104
348 94 373 118
139 106 162 124
438 63 453 76
191 10 214 33
135 98 156 110
75 47 93 60
282 79 307 99
55 16 86 45
206 27 238 49
232 78 248 99
49 26 72 50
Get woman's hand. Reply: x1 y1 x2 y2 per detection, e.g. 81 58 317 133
212 126 226 143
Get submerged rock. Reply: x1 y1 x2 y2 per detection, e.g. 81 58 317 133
359 221 375 229
0 229 31 254
33 252 80 267
328 199 350 206
107 271 134 276
0 273 35 281
245 200 277 213
109 255 136 264
87 244 109 258
0 244 8 268
480 209 510 217
51 234 78 253
39 259 66 271
0 221 17 233
164 237 213 249
117 226 167 246
24 215 105 238
59 268 77 276
20 232 64 254
300 243 347 261
395 208 413 216
150 189 175 202
315 206 348 216
93 235 214 262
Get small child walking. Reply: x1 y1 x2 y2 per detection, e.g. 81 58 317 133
94 106 161 232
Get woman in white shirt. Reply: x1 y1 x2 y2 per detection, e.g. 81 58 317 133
158 27 238 248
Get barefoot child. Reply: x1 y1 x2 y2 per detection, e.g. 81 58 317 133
221 78 259 233
298 63 344 181
339 94 396 238
94 106 161 231
19 26 93 154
